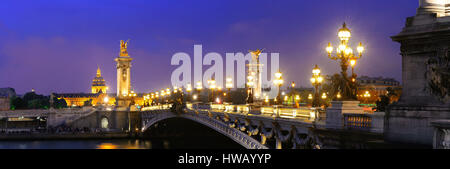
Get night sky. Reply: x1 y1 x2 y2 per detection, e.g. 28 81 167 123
0 0 418 95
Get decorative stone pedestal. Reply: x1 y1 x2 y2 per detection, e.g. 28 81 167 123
326 101 364 129
116 97 132 108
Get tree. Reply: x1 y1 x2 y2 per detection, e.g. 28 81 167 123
53 97 68 109
27 98 49 109
376 95 390 112
10 96 26 110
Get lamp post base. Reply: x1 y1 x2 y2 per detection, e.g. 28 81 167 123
325 100 364 129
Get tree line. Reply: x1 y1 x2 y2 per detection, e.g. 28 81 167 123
10 92 67 110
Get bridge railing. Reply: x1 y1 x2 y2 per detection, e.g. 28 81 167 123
342 112 384 133
141 104 172 111
187 103 317 121
261 106 316 120
343 113 372 129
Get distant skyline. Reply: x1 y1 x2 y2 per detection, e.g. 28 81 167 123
0 0 417 94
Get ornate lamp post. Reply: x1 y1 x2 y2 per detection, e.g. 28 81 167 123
326 23 364 100
150 93 155 106
186 83 192 102
246 74 255 104
226 77 233 103
155 92 159 105
310 65 323 107
195 81 202 101
273 70 284 105
207 78 216 103
160 90 166 104
166 88 171 103
290 81 296 106
216 86 222 104
363 90 371 104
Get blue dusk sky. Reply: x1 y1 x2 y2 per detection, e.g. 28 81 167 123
0 0 418 95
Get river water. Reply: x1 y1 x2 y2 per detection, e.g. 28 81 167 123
0 118 244 149
0 139 159 149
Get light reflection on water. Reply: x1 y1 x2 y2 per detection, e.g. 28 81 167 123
0 139 156 149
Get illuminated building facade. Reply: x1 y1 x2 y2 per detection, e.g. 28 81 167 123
356 76 402 103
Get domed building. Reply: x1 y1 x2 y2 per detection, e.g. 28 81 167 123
54 67 116 107
91 67 108 93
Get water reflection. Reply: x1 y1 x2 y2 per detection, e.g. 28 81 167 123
95 140 152 149
96 143 118 149
0 139 154 149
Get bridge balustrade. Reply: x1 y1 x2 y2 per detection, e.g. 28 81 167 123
186 102 319 121
343 113 372 130
261 106 316 120
141 104 172 111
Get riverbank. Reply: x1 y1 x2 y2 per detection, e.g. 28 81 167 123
0 132 143 141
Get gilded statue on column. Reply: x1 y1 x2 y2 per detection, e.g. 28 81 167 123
120 39 129 57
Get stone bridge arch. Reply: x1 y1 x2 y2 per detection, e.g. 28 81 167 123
141 110 268 149
141 109 324 149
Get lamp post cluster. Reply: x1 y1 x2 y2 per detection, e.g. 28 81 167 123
363 90 371 104
325 23 364 100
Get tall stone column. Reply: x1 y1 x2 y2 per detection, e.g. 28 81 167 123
418 0 445 17
115 40 133 107
386 0 450 146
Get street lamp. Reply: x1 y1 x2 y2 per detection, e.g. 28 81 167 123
336 92 342 100
207 78 216 102
326 23 364 100
196 81 203 91
322 93 327 99
363 90 371 104
193 94 198 100
226 77 233 103
155 92 159 105
186 83 192 102
310 65 323 107
273 70 284 105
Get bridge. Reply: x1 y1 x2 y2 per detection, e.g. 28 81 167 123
0 102 388 149
140 103 370 149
